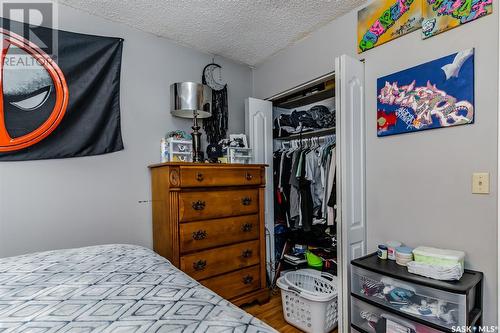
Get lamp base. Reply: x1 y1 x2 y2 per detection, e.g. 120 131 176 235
191 115 203 163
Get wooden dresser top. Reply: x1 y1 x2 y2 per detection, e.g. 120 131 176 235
148 162 268 169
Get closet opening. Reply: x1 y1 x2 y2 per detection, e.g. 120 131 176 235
268 72 338 288
246 55 365 332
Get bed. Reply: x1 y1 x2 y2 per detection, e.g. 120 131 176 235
0 244 277 332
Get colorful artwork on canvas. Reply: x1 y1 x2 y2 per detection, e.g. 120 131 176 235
358 0 422 53
422 0 493 38
377 49 475 137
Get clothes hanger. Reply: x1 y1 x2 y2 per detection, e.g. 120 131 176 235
306 138 312 149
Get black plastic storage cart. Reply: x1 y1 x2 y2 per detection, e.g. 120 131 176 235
350 253 483 333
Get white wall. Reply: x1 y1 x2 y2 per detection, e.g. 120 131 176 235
0 4 252 257
253 5 499 324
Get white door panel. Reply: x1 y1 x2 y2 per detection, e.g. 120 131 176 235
336 55 366 332
245 97 275 282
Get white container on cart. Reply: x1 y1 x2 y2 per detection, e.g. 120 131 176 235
413 246 465 271
277 269 338 333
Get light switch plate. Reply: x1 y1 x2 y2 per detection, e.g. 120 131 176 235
472 172 490 194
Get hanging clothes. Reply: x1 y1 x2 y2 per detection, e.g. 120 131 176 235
327 147 336 226
320 141 336 224
273 135 337 231
305 147 323 218
298 148 313 231
288 149 302 228
279 151 293 223
273 151 286 225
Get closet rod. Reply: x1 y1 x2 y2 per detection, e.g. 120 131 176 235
282 133 335 149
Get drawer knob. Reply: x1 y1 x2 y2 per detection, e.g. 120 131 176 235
241 197 252 206
196 173 204 182
192 200 206 211
241 223 253 232
246 173 253 181
242 275 254 285
241 249 253 258
192 230 208 240
193 260 207 271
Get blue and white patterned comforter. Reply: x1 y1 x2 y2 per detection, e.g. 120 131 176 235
0 244 277 332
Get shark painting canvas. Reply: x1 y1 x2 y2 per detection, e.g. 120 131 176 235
377 49 475 137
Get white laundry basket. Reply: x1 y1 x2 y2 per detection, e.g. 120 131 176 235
277 269 338 333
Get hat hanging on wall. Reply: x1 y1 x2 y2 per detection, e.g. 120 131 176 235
202 61 228 146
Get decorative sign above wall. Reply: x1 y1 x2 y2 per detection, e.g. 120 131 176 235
422 0 493 38
377 49 475 137
357 0 422 53
0 18 123 161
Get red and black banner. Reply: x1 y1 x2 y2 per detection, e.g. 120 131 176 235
0 18 123 161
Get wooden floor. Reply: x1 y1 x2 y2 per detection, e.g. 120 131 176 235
242 291 338 333
243 291 303 332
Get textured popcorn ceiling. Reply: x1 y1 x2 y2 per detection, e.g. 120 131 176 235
56 0 365 66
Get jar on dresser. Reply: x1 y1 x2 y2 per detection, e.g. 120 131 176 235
148 162 269 305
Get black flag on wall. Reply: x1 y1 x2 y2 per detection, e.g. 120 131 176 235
0 18 123 161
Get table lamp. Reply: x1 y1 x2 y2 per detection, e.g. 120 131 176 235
170 82 212 162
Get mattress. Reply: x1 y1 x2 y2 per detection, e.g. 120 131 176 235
0 244 277 332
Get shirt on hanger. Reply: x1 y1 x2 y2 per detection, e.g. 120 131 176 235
305 148 323 218
288 149 302 227
327 147 336 226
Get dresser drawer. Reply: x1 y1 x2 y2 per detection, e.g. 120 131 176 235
180 240 260 280
180 167 262 187
201 265 260 300
179 189 259 222
180 215 260 253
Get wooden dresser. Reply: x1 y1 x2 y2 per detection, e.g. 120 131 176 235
149 162 269 305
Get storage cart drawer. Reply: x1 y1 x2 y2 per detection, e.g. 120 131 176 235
180 240 260 280
170 152 193 163
200 265 260 299
180 166 263 187
180 215 260 253
169 140 192 153
351 296 443 333
351 265 467 330
179 189 259 222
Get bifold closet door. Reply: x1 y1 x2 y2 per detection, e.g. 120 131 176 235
245 98 274 282
336 55 366 332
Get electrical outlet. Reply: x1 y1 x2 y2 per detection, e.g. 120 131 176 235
472 172 490 194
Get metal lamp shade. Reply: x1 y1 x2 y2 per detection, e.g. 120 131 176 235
170 82 212 118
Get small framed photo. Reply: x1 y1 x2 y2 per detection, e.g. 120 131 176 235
229 134 248 148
